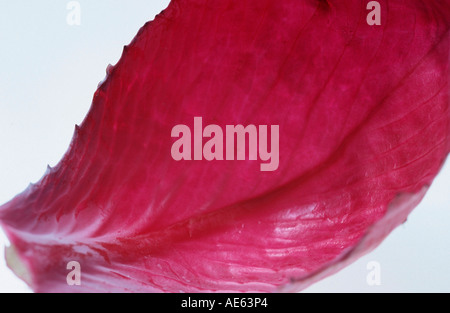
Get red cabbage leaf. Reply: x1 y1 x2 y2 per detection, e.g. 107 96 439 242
1 0 449 292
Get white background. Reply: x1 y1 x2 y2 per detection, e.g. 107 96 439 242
0 0 449 293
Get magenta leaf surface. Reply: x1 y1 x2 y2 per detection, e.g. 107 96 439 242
1 0 449 292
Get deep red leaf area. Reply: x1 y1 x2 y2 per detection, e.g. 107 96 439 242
1 0 449 292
